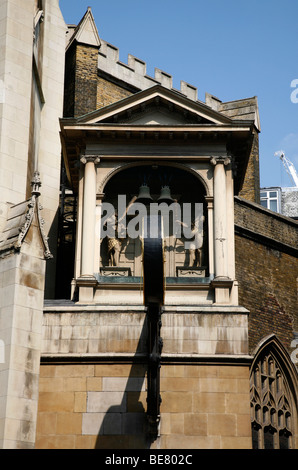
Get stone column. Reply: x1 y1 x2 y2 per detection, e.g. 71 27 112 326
205 197 214 277
211 156 231 279
210 157 232 304
80 156 99 277
78 156 99 302
95 193 104 273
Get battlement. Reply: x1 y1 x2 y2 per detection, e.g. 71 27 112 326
98 39 199 102
66 6 260 128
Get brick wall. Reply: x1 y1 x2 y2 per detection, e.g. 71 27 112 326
36 362 251 449
96 76 133 109
74 44 99 117
235 197 298 354
235 235 296 353
235 196 298 249
63 43 99 118
64 43 135 118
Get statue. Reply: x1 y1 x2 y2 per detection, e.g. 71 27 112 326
107 235 122 267
177 214 204 267
188 219 204 267
105 195 137 267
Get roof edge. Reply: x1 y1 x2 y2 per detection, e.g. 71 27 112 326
0 172 53 259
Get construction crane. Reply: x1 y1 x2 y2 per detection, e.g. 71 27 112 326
274 150 298 187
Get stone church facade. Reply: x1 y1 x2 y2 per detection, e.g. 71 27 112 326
0 2 297 449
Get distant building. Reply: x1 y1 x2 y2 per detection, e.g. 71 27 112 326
281 187 298 219
261 186 298 219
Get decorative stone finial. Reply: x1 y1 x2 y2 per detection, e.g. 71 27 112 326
30 171 42 196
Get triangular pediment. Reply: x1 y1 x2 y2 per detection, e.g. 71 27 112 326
76 85 234 126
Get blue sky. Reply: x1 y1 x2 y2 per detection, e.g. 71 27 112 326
59 0 298 188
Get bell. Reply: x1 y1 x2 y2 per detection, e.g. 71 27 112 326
158 185 175 204
136 184 153 204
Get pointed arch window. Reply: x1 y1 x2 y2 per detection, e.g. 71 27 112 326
250 336 298 449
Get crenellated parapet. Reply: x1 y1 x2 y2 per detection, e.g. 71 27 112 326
98 39 199 102
66 7 260 129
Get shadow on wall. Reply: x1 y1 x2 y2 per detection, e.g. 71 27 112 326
94 315 156 449
44 207 59 299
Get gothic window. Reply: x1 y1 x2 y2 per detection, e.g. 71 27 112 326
250 337 297 449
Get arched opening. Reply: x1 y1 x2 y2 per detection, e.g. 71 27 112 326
99 163 209 279
250 335 298 449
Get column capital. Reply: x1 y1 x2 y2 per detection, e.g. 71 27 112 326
96 193 105 202
80 155 101 165
205 196 214 208
210 156 231 166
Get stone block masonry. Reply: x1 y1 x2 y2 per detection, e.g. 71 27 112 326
36 301 252 449
0 216 46 448
41 307 249 357
36 362 251 449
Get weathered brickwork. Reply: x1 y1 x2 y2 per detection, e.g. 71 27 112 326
74 44 99 117
36 363 251 449
235 197 298 248
64 44 134 117
235 198 298 354
236 235 296 354
96 76 133 109
239 132 260 203
63 43 99 118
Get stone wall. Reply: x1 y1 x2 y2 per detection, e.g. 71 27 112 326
0 0 34 214
37 0 66 298
36 303 251 449
36 362 251 449
40 307 249 357
0 214 46 448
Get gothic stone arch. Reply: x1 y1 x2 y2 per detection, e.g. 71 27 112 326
250 334 298 449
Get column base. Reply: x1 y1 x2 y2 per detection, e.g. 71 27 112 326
76 275 97 302
211 277 233 305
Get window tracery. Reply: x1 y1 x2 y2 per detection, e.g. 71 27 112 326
250 346 296 449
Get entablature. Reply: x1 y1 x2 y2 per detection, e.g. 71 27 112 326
60 123 254 195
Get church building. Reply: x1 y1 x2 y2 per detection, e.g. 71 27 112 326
0 2 297 449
